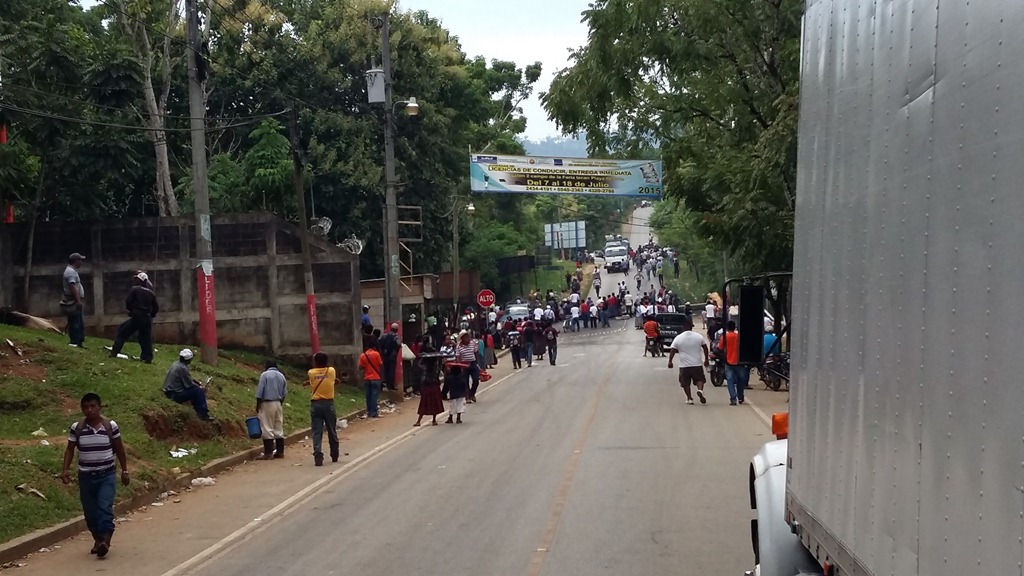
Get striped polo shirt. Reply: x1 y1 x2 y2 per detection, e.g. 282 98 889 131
68 420 120 473
454 342 477 363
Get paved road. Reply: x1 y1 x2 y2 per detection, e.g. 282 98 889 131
183 209 777 576
7 209 788 576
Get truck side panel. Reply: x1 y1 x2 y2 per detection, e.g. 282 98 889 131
791 1 1024 575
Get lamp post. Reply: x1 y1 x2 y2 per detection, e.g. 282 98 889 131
368 13 420 332
450 198 475 323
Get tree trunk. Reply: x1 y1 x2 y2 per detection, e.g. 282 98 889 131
21 160 47 313
141 73 178 216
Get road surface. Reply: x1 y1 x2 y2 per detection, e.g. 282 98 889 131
7 208 788 576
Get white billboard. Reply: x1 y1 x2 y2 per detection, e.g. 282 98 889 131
544 221 587 249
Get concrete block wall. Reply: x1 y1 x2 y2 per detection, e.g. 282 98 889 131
0 213 361 376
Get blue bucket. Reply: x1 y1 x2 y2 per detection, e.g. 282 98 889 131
245 417 262 439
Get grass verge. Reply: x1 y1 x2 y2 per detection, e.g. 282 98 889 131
0 324 362 543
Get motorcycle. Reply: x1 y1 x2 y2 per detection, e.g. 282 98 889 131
709 349 726 387
645 336 663 357
758 352 790 391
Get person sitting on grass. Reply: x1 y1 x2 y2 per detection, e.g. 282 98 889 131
61 393 130 559
162 348 211 420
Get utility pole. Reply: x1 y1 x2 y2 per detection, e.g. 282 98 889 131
451 201 460 322
380 13 401 332
186 0 217 364
287 107 320 353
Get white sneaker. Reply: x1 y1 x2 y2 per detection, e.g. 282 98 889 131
685 399 695 405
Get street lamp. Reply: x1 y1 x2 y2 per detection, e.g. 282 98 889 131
397 97 419 116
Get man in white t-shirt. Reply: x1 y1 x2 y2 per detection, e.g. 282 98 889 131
667 317 710 405
533 306 544 322
488 308 498 325
569 292 580 305
570 304 581 331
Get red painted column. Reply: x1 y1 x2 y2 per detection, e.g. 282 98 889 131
196 263 218 358
307 293 320 353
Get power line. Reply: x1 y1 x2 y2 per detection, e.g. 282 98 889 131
4 102 287 132
4 83 282 121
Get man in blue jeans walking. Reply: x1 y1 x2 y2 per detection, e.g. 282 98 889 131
61 393 130 559
717 321 749 405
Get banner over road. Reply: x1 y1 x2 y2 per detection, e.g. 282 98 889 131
469 154 663 197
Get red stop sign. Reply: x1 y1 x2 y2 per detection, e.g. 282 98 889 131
476 289 496 308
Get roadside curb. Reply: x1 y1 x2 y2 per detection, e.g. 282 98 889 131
0 406 367 566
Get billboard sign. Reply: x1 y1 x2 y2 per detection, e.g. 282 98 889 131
470 154 663 197
544 221 587 250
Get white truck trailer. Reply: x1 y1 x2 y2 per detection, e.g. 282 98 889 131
749 1 1024 575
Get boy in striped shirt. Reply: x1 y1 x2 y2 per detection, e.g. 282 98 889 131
61 393 130 559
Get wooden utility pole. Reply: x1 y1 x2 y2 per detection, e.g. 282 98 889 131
186 0 217 364
287 107 320 353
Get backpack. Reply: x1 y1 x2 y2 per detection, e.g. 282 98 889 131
74 417 113 446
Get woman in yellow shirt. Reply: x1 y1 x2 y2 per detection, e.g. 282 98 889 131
307 352 339 467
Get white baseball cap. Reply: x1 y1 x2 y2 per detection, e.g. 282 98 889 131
179 348 194 360
136 272 149 282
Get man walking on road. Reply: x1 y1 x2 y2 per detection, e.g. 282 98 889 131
667 317 710 405
307 352 339 466
507 325 523 369
109 272 159 363
256 359 288 460
718 321 749 405
60 252 87 348
61 393 130 559
543 323 559 365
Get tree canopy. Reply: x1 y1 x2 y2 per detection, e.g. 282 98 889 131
0 0 564 282
542 0 802 275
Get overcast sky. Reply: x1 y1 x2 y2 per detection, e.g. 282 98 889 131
400 0 592 140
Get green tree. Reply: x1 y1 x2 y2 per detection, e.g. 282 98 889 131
542 0 802 275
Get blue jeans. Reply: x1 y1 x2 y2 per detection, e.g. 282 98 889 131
365 380 381 417
548 344 558 365
310 400 339 458
79 469 117 537
725 365 750 403
468 361 480 398
166 387 209 419
525 342 534 366
66 308 85 346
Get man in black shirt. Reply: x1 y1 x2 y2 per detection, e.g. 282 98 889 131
377 323 401 391
110 272 159 363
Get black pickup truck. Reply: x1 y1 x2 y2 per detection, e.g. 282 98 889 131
654 312 691 351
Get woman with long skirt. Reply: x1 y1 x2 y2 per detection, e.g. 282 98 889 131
414 348 445 426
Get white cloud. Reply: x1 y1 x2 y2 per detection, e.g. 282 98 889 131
401 0 591 140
